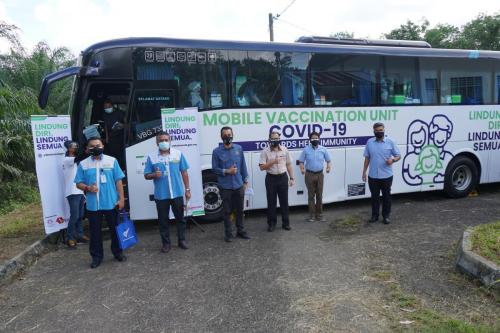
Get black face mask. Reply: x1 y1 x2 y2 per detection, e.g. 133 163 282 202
89 147 104 156
222 136 233 145
269 140 280 147
311 139 320 147
374 131 385 139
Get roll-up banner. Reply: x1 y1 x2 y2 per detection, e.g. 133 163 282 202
161 107 205 217
31 115 71 234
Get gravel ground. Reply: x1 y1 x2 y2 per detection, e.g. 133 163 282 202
0 185 499 333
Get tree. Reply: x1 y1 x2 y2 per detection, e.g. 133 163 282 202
330 31 355 39
1 41 75 114
456 13 500 50
384 19 429 40
424 24 460 48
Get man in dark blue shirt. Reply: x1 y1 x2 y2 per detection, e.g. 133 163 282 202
212 126 250 242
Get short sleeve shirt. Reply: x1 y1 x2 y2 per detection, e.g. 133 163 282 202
259 145 291 175
298 145 331 172
74 154 125 211
143 148 189 200
363 137 401 179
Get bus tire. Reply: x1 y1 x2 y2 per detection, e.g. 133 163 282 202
198 171 223 222
444 156 478 198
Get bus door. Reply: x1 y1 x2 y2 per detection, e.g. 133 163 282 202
126 81 178 220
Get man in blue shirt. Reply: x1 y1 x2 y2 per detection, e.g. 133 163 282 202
144 131 191 253
362 122 401 224
75 137 126 268
212 126 250 242
298 132 332 222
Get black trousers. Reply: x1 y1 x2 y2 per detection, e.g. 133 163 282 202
368 176 393 219
221 187 245 238
265 173 290 227
155 197 186 245
87 209 122 261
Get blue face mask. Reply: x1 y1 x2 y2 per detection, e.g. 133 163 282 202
104 107 113 114
158 141 170 151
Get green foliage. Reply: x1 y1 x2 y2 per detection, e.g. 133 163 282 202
383 19 430 41
330 31 355 39
457 13 500 50
0 21 76 184
424 24 461 49
384 13 500 50
470 221 500 265
0 85 40 180
0 176 39 215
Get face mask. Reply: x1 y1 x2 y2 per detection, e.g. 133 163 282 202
269 140 280 147
158 141 170 151
104 107 113 114
374 131 385 139
311 139 320 147
89 147 103 156
222 136 233 145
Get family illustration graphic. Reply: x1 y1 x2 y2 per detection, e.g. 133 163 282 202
402 115 454 185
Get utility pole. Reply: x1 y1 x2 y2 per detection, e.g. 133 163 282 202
268 13 274 42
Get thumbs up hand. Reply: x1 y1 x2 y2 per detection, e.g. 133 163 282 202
154 167 162 179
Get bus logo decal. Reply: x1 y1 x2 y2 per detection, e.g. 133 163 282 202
403 115 454 185
155 51 165 62
144 50 154 62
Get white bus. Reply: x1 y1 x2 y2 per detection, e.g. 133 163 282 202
38 36 500 221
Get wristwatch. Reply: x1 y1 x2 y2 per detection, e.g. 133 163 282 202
185 188 191 191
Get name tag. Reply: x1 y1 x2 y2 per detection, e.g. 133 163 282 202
100 174 107 183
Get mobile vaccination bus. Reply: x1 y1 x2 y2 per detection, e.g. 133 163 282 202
38 36 500 221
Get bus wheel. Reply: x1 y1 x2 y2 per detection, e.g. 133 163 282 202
444 156 478 198
199 171 223 222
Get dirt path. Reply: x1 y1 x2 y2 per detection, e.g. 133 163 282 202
0 186 499 332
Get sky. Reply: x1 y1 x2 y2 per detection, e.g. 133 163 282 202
0 0 498 56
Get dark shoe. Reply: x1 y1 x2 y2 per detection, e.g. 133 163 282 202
316 216 326 222
383 218 391 224
368 216 379 223
90 259 101 269
114 253 127 262
224 237 232 243
267 225 275 232
282 225 291 231
76 235 89 244
236 232 250 239
178 240 189 250
161 244 172 253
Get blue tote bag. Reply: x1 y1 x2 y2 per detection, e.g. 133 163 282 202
116 210 138 250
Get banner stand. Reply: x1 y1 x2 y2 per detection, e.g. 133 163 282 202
184 200 205 233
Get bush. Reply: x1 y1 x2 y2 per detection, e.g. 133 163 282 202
0 175 39 215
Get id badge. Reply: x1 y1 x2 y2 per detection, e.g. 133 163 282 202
100 173 107 183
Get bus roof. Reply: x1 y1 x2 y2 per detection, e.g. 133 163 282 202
81 37 500 63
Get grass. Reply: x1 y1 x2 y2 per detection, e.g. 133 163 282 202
0 202 43 238
470 221 500 266
0 178 40 215
369 269 499 333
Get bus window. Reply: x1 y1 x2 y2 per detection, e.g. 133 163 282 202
310 54 378 107
279 52 309 106
440 58 493 105
419 58 439 105
381 56 421 105
130 89 175 144
230 51 292 107
133 48 228 110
